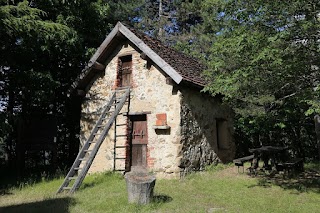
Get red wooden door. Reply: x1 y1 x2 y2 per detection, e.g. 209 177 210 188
130 115 148 168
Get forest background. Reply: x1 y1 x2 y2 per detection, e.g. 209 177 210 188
0 0 319 175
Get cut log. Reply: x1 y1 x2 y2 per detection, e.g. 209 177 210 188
125 171 156 204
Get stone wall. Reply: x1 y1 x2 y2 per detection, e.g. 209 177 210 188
179 87 236 174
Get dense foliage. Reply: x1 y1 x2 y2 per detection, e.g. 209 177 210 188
0 0 142 171
187 0 320 158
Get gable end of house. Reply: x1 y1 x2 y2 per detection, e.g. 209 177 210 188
71 22 207 94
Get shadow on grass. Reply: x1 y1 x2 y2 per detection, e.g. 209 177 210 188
0 197 75 213
248 169 320 193
81 180 105 190
80 171 123 190
129 194 172 212
152 194 173 204
0 166 65 196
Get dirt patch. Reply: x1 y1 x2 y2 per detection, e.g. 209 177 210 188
211 165 251 179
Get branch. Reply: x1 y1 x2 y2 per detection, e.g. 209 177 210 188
279 92 297 101
275 83 290 94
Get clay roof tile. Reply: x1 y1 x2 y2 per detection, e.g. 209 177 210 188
129 27 207 87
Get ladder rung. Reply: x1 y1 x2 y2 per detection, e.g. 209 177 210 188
115 145 128 148
84 150 92 152
68 177 77 180
78 158 86 161
74 167 82 170
114 169 126 172
63 187 72 190
93 133 102 136
115 86 130 91
114 87 130 92
116 98 129 102
115 157 126 160
116 124 127 126
116 135 128 137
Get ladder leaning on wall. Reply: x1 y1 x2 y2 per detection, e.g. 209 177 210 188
56 87 131 194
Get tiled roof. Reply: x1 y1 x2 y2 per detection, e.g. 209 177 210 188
129 27 207 87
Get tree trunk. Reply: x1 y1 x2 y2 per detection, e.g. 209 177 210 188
314 115 320 161
6 80 15 170
67 96 82 167
158 0 164 38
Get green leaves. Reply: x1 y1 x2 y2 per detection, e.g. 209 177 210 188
0 0 143 169
186 0 320 157
201 0 319 112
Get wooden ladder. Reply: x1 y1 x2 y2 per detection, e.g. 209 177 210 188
56 87 130 194
113 87 131 172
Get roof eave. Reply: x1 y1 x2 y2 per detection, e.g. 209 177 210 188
88 22 121 66
180 79 205 90
118 23 182 84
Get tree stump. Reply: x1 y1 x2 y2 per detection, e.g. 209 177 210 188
125 171 156 204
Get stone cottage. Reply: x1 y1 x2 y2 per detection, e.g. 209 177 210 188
71 22 235 178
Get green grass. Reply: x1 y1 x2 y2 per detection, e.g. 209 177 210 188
0 164 319 213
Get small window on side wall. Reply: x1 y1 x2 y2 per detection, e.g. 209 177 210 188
216 119 229 150
117 55 132 87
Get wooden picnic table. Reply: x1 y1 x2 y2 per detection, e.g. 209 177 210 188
233 146 303 176
249 146 288 171
249 146 288 154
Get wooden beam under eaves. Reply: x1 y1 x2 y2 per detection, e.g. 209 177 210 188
140 52 148 60
92 61 106 71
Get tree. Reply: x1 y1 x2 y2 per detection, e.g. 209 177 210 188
0 0 81 168
0 0 141 172
134 0 203 46
186 0 320 159
315 115 320 160
134 0 175 42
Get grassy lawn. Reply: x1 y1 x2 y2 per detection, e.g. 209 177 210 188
0 164 319 213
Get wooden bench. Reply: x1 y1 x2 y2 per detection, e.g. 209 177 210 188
276 158 304 176
233 155 255 172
